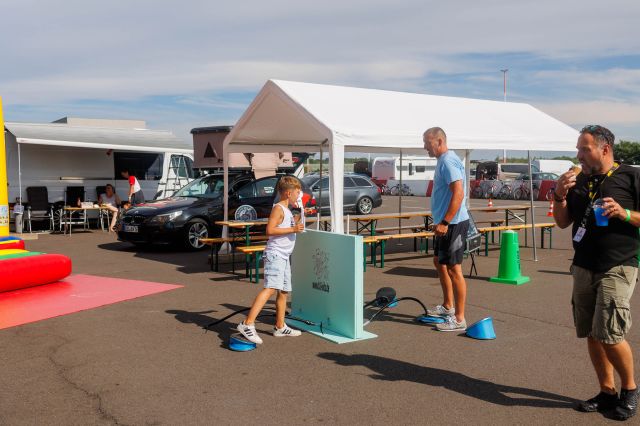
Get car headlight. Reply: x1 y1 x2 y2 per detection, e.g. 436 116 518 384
149 210 183 224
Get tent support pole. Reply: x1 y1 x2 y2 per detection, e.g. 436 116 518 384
221 148 230 253
398 150 403 233
17 143 22 205
464 150 471 209
528 150 538 261
318 142 323 227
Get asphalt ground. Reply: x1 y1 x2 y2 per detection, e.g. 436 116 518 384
1 196 638 425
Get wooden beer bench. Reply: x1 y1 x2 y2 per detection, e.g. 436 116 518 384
476 223 556 255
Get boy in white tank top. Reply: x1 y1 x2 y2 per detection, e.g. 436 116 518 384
237 176 305 344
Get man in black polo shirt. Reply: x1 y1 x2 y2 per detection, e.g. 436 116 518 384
554 125 639 421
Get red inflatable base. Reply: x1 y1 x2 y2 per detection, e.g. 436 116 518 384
0 254 72 292
0 240 25 250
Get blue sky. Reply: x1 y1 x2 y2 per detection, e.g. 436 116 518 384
2 0 639 160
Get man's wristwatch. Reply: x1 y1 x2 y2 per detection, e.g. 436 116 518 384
553 192 566 202
440 219 450 226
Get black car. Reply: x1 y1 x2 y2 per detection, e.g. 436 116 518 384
117 173 316 250
300 173 383 215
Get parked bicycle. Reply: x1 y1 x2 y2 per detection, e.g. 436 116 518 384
497 182 512 200
513 180 539 200
482 180 502 199
389 183 412 196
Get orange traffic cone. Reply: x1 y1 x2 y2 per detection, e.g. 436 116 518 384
547 200 554 217
488 198 493 208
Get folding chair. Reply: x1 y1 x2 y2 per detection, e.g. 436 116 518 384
465 214 483 277
62 186 88 231
25 186 55 232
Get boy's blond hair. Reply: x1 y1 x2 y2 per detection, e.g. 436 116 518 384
276 176 301 193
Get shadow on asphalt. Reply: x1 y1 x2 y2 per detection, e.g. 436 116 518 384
318 353 580 409
166 302 277 348
383 266 440 279
98 242 214 274
538 269 572 276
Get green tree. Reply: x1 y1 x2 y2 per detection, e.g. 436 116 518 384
614 140 640 165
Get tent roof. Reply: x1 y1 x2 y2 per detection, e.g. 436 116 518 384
226 79 579 154
5 122 191 154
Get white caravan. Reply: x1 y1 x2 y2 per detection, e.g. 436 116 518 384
532 159 576 176
371 156 437 184
4 118 194 205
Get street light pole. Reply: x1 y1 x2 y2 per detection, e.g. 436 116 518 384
500 69 508 102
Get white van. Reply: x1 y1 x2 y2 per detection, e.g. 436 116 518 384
475 161 539 180
532 159 576 176
371 155 437 186
4 118 194 204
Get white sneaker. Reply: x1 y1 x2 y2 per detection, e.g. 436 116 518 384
273 324 302 337
237 322 263 344
427 304 455 317
435 316 467 332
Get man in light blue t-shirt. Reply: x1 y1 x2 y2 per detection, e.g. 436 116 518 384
423 127 470 332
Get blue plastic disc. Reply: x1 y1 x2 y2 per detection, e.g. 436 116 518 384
229 333 257 351
416 315 446 324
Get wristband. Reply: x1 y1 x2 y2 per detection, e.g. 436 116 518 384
625 209 631 222
553 192 566 203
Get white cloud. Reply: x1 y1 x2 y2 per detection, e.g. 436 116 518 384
534 100 640 141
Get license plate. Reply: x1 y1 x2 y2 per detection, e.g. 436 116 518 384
124 225 139 233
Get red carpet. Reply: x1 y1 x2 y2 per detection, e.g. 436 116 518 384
0 274 182 329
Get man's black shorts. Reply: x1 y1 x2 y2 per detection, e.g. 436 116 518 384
434 219 469 265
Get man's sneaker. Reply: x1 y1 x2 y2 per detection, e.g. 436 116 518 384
435 316 467 332
575 391 618 413
273 324 302 337
237 322 263 344
427 304 455 317
612 388 639 420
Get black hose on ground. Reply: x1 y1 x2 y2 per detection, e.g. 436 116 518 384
363 296 429 326
205 307 323 334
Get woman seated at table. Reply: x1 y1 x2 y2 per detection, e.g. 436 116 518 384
98 184 122 232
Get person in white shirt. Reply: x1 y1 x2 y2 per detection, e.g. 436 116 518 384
120 169 145 206
98 184 122 232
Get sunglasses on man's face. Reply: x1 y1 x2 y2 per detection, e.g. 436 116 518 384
581 125 614 146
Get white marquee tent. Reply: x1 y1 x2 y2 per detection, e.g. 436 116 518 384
223 79 579 234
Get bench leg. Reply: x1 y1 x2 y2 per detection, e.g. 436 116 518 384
485 234 489 256
380 240 385 268
254 252 261 284
232 245 236 275
363 243 367 271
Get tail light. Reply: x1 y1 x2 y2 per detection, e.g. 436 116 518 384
376 185 382 194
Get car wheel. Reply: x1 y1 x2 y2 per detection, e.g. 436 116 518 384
183 219 209 250
356 196 374 215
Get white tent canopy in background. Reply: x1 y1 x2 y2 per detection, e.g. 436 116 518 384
224 79 579 233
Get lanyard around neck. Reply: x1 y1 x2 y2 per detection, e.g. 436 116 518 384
587 162 619 201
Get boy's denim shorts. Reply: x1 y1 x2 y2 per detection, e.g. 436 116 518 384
263 251 291 292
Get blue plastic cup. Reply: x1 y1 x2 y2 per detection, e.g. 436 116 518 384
593 199 608 227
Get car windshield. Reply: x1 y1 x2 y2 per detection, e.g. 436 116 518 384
173 175 224 198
